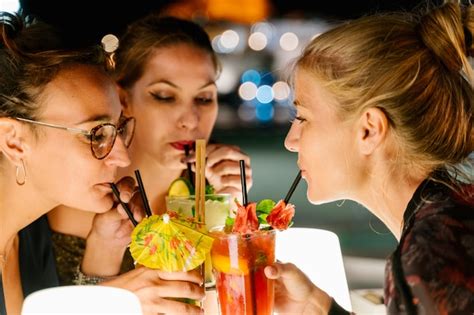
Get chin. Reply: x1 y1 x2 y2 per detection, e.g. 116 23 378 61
307 189 334 205
81 195 114 213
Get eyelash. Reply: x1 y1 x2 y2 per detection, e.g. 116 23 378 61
290 115 306 123
151 93 173 103
150 93 214 105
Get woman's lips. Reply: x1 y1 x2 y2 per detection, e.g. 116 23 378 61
170 141 195 151
95 183 113 193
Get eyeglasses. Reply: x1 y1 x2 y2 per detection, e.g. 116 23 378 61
15 115 136 160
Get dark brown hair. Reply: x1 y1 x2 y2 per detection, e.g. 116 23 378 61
0 12 107 120
113 15 219 89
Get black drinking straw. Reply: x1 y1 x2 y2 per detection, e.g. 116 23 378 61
284 170 302 204
110 183 138 227
184 144 194 188
134 169 153 217
239 160 248 206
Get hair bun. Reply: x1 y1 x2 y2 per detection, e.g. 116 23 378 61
417 3 466 73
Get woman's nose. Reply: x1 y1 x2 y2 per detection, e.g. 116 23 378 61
284 122 300 152
105 136 131 168
177 105 199 130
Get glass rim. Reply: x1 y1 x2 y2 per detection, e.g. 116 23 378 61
208 225 276 239
165 193 232 199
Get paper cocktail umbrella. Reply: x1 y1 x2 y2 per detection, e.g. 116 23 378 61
130 213 214 272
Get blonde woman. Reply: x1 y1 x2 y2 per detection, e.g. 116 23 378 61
266 2 474 314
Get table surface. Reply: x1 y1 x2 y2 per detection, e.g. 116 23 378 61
350 288 386 314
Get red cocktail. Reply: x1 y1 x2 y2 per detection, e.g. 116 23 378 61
210 229 275 315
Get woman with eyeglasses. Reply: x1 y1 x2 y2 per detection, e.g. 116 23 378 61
47 14 253 287
263 2 474 314
0 12 204 314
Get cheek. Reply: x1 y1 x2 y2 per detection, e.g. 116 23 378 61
136 109 174 143
199 107 218 135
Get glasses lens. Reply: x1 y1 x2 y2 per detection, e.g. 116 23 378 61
91 124 116 159
118 117 136 148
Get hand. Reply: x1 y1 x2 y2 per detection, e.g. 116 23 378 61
192 143 252 201
265 262 332 315
82 176 145 276
89 177 142 246
102 267 204 315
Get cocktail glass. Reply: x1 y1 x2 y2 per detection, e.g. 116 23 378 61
165 194 231 287
165 194 231 231
210 228 276 315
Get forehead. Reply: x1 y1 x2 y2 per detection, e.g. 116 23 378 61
40 65 121 121
143 44 216 84
294 69 338 109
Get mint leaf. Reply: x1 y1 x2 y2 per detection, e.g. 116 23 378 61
258 213 268 225
224 216 235 232
256 199 275 214
225 216 235 226
205 184 215 195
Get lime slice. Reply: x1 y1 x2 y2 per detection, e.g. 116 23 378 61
168 177 194 196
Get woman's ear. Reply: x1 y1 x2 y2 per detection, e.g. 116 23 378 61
356 107 389 155
0 118 29 164
117 85 132 116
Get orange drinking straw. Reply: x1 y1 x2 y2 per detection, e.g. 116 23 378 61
195 139 206 225
194 139 207 294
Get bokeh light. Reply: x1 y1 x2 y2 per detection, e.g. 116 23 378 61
280 32 299 51
256 85 274 104
248 32 268 51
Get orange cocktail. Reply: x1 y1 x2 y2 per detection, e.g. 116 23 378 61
210 229 276 315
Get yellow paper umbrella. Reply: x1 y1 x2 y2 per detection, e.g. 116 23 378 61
130 213 214 272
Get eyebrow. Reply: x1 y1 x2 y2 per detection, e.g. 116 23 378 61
76 114 112 125
199 81 217 89
293 99 304 107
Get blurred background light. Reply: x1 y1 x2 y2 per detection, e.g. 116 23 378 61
248 31 268 51
255 102 274 122
238 82 258 101
280 32 299 51
241 69 261 85
272 81 290 101
237 103 257 122
256 84 274 104
220 29 240 50
0 0 19 12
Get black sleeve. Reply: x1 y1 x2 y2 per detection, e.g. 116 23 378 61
328 299 353 315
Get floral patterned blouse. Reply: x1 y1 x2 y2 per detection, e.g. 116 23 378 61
384 177 474 314
329 176 474 315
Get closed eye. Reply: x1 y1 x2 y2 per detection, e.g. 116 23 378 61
150 92 174 103
295 116 306 122
195 97 214 105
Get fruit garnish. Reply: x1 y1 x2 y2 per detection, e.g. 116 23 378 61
211 253 249 275
167 177 216 197
168 177 194 196
266 200 295 230
232 201 259 234
226 198 295 233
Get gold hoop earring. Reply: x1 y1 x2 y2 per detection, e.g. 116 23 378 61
15 159 26 186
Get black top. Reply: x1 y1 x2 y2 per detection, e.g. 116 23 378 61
0 215 59 315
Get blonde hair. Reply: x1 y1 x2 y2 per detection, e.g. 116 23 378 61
296 1 473 180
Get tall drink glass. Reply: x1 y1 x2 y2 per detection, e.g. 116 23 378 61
210 228 276 315
166 194 231 287
165 194 231 231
